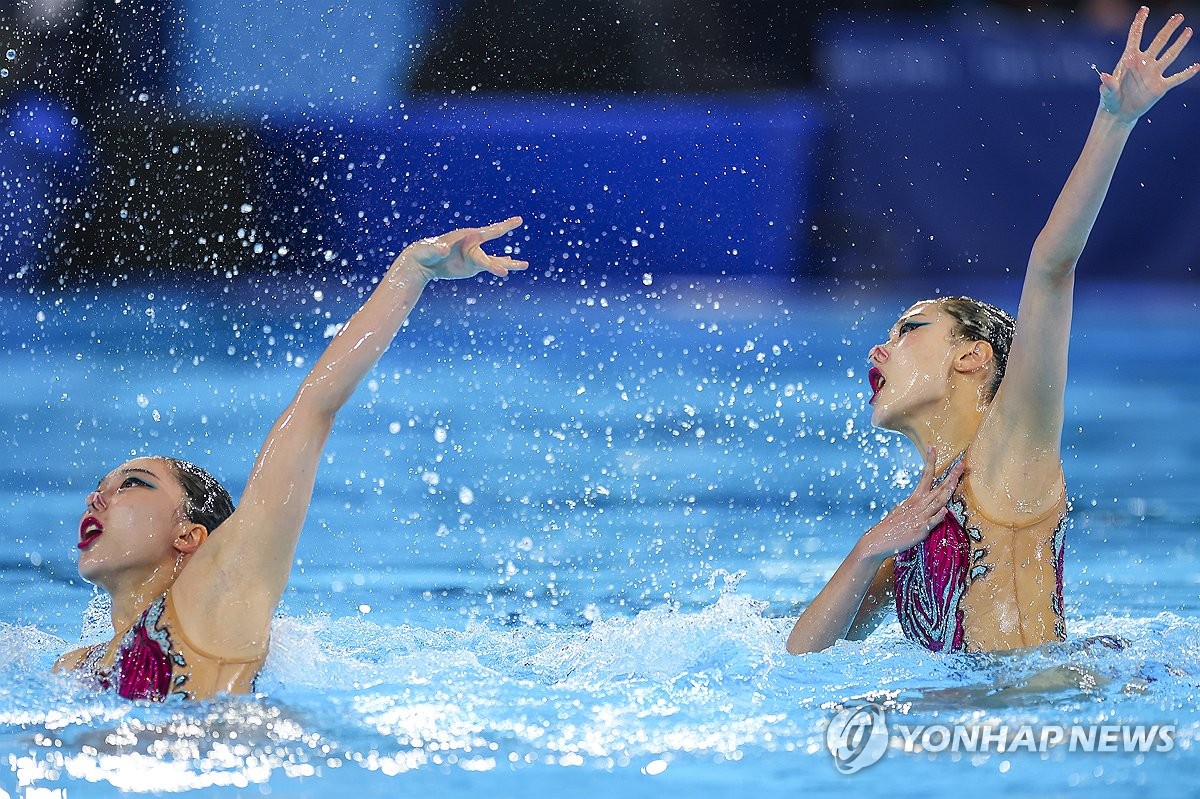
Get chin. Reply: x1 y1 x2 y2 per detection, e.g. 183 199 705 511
76 551 110 586
77 560 101 584
870 404 900 433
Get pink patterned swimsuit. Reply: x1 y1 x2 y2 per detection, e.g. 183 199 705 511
893 454 1068 653
59 589 266 701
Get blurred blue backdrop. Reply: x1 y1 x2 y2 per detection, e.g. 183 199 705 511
1 0 1196 285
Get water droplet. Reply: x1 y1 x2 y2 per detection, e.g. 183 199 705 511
5 50 14 61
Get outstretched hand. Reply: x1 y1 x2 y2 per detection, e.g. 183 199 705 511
858 448 964 562
1099 7 1200 123
404 216 529 281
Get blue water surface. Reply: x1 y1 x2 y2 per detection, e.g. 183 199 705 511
0 274 1197 797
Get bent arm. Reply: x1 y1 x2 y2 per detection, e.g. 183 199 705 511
846 557 895 641
788 453 961 654
787 546 889 654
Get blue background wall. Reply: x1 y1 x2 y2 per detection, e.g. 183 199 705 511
1 1 1196 284
813 13 1200 283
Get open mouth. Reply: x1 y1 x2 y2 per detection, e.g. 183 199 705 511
868 367 886 404
79 515 103 550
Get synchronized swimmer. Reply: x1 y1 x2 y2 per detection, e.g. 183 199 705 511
53 7 1196 700
56 219 528 699
787 7 1197 655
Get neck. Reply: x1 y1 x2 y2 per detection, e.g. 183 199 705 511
103 555 184 631
897 393 988 469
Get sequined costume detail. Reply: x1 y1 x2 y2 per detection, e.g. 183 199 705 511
893 454 1066 653
63 590 265 701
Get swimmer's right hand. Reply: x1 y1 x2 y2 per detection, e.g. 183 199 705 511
398 216 530 282
856 446 963 562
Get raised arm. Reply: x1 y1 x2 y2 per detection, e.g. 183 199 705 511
976 9 1197 482
175 217 528 655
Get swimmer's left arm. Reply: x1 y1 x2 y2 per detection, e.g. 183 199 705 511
175 218 527 649
983 10 1196 466
1028 10 1196 281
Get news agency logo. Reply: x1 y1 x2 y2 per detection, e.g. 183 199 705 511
825 702 1177 772
826 702 889 773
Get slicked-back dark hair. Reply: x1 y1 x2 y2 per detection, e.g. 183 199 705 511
928 296 1016 402
161 457 235 535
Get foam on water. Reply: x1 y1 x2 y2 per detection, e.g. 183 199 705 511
4 592 1199 796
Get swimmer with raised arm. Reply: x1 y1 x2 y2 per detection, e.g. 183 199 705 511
55 218 528 699
787 7 1197 655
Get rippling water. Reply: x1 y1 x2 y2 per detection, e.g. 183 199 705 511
1 277 1197 797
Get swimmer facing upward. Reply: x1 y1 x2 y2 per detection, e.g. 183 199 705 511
55 218 528 700
787 7 1197 655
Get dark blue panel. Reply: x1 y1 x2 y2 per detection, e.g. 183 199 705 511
254 94 825 277
816 16 1200 283
0 94 91 278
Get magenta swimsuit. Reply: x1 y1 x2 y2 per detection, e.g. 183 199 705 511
892 454 1067 653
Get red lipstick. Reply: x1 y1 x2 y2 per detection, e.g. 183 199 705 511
868 367 886 404
79 515 103 550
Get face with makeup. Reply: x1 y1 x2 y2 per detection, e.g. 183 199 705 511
866 301 967 434
77 457 203 593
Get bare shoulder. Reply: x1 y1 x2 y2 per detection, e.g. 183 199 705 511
53 644 90 673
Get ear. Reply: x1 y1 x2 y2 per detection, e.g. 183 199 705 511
173 522 209 555
953 340 994 375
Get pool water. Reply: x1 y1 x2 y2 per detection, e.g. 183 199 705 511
0 274 1197 797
